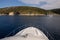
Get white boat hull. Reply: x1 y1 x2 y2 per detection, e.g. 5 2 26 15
1 27 49 40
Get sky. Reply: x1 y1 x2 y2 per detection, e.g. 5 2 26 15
0 0 60 10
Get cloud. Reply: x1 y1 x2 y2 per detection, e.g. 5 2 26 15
19 0 60 10
19 0 41 4
40 0 60 10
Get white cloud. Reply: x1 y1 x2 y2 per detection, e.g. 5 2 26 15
19 0 42 4
19 0 60 10
40 0 60 10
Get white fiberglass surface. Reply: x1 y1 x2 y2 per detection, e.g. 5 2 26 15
1 27 49 40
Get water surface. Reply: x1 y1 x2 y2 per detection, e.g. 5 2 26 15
0 16 60 40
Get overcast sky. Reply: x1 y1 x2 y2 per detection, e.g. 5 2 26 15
0 0 60 10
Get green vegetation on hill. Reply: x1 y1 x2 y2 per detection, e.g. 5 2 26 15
0 6 57 15
0 6 46 14
50 9 60 14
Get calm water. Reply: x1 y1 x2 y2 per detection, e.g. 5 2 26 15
0 16 60 40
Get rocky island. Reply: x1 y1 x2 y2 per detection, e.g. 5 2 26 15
0 6 59 16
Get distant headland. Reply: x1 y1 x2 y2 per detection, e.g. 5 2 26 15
0 6 59 16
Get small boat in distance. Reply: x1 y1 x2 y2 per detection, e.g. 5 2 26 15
1 27 49 40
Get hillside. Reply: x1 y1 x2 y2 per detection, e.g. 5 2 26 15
50 8 60 14
0 6 47 14
0 6 58 16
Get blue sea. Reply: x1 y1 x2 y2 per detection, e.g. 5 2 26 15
0 16 60 40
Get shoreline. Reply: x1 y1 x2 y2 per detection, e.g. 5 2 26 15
0 13 60 16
